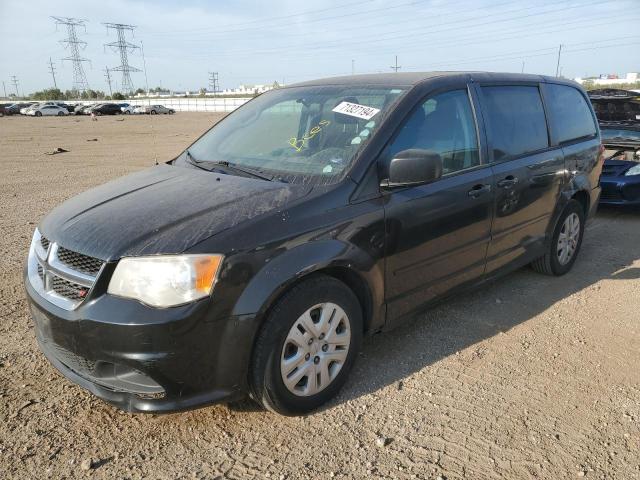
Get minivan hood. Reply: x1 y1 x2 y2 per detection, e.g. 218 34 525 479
39 164 312 260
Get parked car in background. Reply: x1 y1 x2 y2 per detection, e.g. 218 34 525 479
25 72 602 415
588 89 640 122
598 121 640 206
74 104 92 115
89 103 122 115
5 103 34 115
21 103 41 115
136 104 175 115
118 103 135 114
26 104 69 117
59 103 75 113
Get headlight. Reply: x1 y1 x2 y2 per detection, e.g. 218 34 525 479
624 164 640 176
107 254 223 307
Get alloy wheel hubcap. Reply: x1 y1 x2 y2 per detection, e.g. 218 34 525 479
557 212 580 266
280 302 351 397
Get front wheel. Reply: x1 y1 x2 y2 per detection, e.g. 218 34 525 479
57 111 64 116
150 110 157 115
250 275 363 416
35 111 42 117
531 199 585 276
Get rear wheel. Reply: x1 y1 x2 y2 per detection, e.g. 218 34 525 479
250 275 362 416
35 111 42 117
124 110 130 114
531 199 585 276
57 111 64 116
150 110 157 115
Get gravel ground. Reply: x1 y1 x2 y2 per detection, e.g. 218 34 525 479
1 113 639 480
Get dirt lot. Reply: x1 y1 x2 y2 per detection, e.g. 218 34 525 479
0 113 639 480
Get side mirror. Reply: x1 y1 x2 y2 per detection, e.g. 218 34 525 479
381 149 443 188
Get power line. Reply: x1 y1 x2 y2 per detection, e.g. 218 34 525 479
104 22 141 94
186 0 609 59
48 57 58 89
148 0 436 37
52 17 91 92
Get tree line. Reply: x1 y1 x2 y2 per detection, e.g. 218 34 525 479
27 88 126 101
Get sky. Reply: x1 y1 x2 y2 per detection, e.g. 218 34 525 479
0 0 639 95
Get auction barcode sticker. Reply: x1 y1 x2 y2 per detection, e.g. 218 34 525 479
332 102 380 120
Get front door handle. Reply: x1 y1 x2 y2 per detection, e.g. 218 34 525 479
497 175 519 189
468 183 491 198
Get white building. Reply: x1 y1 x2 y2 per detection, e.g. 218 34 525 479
574 72 639 86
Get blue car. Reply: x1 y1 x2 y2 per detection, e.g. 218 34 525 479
598 123 640 206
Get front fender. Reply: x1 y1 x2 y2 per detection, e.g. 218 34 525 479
231 239 385 331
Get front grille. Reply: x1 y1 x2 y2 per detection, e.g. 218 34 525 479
51 276 89 301
56 246 103 276
29 231 105 310
600 188 623 201
622 183 640 201
48 342 97 375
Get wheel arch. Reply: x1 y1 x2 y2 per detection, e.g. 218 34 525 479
231 240 384 336
571 189 590 217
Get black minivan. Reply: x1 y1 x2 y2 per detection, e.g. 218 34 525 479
25 72 603 415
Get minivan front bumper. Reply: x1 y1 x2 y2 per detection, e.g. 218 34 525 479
25 278 257 413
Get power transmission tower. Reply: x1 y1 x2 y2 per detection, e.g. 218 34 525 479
103 23 141 94
48 57 58 89
52 17 91 92
390 55 401 73
10 75 19 96
104 67 113 96
208 71 219 94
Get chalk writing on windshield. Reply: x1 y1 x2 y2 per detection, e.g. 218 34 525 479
288 120 331 152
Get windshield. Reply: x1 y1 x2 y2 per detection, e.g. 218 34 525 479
180 85 406 183
601 128 640 143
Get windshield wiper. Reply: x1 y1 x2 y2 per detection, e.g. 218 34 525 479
209 161 274 181
184 150 274 181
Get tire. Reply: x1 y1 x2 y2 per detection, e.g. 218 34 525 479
250 274 363 416
124 110 130 114
35 111 42 117
150 110 157 115
57 111 64 116
168 109 174 114
531 199 585 276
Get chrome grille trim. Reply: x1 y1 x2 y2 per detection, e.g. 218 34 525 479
28 229 105 311
56 246 103 276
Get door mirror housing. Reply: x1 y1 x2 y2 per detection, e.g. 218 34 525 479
381 149 443 188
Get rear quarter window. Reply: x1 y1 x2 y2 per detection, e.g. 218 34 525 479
545 84 597 144
480 85 549 162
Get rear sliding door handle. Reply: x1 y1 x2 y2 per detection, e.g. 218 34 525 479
497 175 519 188
468 184 491 198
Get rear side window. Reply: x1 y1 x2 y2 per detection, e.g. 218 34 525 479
480 86 549 161
545 84 597 144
